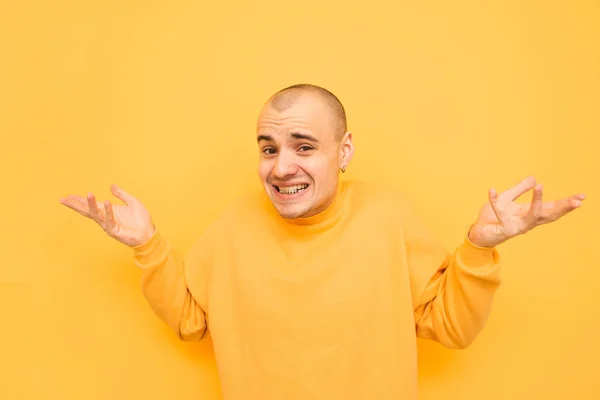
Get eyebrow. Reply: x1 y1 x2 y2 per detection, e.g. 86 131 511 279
257 134 273 143
256 132 320 144
290 132 319 143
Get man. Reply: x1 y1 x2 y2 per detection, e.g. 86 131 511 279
60 84 585 399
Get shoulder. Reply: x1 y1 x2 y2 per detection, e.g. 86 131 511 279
213 189 271 226
343 179 413 215
188 189 266 248
343 179 433 234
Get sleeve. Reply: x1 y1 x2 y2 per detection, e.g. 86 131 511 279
131 227 215 342
399 202 502 349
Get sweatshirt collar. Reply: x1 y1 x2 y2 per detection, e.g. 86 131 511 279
263 180 349 233
286 180 347 228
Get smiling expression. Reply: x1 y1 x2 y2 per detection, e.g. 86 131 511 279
256 89 353 219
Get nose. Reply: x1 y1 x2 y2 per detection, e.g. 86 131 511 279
273 151 298 179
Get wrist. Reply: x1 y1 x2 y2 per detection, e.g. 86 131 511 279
145 224 156 240
467 224 497 249
135 225 156 247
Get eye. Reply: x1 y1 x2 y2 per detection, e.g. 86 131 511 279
262 147 277 155
298 145 314 152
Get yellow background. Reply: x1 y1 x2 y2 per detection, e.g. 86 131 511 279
2 0 599 399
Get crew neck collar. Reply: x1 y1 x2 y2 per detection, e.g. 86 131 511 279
286 180 346 227
263 180 350 232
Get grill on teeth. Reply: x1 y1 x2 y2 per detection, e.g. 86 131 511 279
277 184 308 194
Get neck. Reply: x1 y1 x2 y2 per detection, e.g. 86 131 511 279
282 181 347 232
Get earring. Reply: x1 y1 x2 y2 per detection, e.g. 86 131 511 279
341 166 346 173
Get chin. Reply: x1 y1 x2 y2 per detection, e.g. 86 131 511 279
264 181 314 217
274 204 312 219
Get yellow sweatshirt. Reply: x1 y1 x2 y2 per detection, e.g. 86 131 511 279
132 179 501 400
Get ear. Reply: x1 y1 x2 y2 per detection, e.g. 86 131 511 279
339 132 354 171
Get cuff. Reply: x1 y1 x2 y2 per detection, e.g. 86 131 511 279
132 228 169 267
457 234 498 268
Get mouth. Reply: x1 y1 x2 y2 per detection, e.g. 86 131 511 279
272 183 309 198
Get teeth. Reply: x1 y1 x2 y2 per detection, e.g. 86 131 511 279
277 184 308 194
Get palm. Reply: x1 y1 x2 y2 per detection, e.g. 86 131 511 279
60 184 155 247
476 200 530 237
99 201 151 244
469 177 585 248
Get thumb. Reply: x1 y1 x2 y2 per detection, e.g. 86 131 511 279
110 184 137 205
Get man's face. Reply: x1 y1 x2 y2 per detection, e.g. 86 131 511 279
256 94 352 219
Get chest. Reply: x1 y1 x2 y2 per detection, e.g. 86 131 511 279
207 217 413 328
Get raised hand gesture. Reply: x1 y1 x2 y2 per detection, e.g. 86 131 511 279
468 176 585 248
59 184 155 247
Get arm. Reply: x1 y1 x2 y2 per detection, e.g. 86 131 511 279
399 202 501 349
132 229 210 341
409 231 501 349
59 184 217 341
407 176 584 349
132 226 216 342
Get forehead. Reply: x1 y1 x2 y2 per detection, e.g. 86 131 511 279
256 94 334 139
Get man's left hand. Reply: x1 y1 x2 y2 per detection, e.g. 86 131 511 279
468 176 586 248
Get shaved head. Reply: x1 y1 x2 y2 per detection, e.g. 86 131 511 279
264 84 347 141
256 83 355 219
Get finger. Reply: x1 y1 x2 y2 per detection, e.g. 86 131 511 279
87 193 104 225
571 195 585 207
500 176 537 201
567 195 585 211
104 200 117 236
539 195 583 223
110 184 136 205
488 188 506 224
527 184 544 223
61 194 87 204
60 195 90 216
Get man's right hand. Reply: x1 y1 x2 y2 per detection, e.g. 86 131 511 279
60 184 155 247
